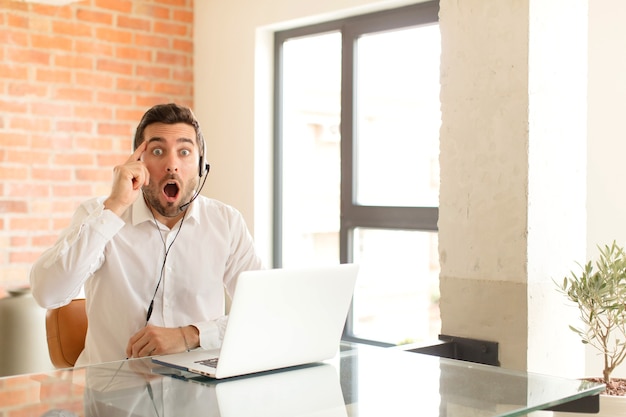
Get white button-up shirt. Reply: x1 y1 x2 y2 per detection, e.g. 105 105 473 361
30 196 263 367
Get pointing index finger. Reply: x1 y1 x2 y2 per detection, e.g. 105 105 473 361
129 140 148 163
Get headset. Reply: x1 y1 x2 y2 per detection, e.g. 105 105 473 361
196 130 210 178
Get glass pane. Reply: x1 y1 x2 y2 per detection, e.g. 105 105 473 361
281 32 342 267
355 25 441 207
352 228 440 345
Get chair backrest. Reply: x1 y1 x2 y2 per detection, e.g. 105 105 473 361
45 299 87 368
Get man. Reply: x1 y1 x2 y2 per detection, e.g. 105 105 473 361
30 103 263 366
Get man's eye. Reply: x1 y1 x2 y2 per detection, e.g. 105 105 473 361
180 149 191 157
152 148 163 156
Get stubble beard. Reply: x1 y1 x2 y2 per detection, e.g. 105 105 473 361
143 176 198 218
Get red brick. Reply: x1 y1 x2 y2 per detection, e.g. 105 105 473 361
10 116 52 131
5 149 50 165
0 132 30 149
76 8 114 25
136 4 171 19
76 167 114 182
31 134 74 150
74 105 113 120
10 251 42 263
0 29 29 47
36 68 73 84
98 152 129 166
31 102 73 117
135 33 170 48
96 58 133 75
54 53 93 70
156 50 189 66
53 153 95 165
75 39 114 56
117 76 152 92
7 82 49 97
0 64 28 80
116 46 152 62
117 15 151 32
32 167 73 181
75 136 116 152
98 122 134 136
53 184 93 197
52 20 93 37
156 0 190 7
6 47 51 65
173 38 193 53
5 183 50 197
136 95 173 108
52 200 81 213
95 26 133 44
172 68 193 83
173 9 193 24
54 86 94 102
6 13 29 29
75 71 115 88
55 120 93 133
154 21 189 36
31 33 73 51
0 200 28 214
136 64 170 79
31 4 74 19
96 0 132 13
11 235 30 247
115 107 146 122
96 90 135 105
0 167 28 181
10 217 50 231
154 81 191 95
28 15 53 32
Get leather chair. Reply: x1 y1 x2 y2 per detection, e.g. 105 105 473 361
45 299 87 368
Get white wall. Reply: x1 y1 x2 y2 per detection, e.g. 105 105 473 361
586 0 626 378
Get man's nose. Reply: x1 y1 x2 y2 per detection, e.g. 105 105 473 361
165 155 179 172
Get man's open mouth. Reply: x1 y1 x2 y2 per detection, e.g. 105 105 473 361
163 182 180 200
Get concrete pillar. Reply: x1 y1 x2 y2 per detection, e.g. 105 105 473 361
438 0 587 376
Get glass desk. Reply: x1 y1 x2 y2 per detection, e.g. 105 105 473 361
0 343 604 417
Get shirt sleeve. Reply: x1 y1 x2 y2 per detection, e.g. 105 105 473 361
192 316 229 350
29 197 126 309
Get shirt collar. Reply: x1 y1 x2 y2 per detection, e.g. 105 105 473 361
131 196 201 226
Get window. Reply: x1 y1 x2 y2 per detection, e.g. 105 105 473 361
274 2 440 347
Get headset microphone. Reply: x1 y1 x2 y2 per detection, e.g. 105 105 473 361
179 163 210 212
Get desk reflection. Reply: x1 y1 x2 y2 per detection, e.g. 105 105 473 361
84 360 346 417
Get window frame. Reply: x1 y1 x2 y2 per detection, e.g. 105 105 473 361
274 1 440 346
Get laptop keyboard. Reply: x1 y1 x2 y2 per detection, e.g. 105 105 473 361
195 357 219 368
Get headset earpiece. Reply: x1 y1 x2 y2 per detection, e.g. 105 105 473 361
199 157 210 177
198 133 209 177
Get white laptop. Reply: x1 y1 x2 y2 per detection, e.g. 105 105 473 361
152 263 359 379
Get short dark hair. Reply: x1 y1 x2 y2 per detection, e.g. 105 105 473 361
133 103 205 157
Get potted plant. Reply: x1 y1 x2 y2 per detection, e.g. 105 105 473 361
556 241 626 415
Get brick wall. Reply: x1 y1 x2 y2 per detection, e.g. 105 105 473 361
0 0 194 295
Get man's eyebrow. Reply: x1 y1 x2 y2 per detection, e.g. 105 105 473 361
146 137 195 146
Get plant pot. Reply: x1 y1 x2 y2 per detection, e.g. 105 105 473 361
553 393 626 417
